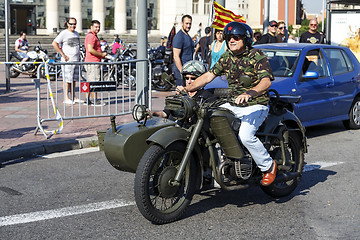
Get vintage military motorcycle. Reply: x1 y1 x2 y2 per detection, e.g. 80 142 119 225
102 88 307 224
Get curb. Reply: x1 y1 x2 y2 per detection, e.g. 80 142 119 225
0 136 99 164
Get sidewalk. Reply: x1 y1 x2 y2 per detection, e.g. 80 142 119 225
0 67 172 163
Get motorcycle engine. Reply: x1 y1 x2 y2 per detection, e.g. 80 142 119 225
216 143 254 182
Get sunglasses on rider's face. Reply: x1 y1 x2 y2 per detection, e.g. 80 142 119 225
68 23 77 26
225 35 242 42
278 26 286 30
310 24 318 27
185 76 196 81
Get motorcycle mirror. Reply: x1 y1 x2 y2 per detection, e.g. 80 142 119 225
239 75 252 88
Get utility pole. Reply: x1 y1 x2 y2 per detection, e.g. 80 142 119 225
263 0 270 34
285 0 288 42
5 0 10 92
136 0 149 106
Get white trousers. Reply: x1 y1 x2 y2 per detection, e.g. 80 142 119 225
220 103 273 172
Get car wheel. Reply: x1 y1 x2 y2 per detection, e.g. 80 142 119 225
343 97 360 130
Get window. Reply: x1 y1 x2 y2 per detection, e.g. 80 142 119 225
192 0 199 14
302 49 329 78
324 48 353 75
64 6 69 14
204 0 210 14
263 49 300 77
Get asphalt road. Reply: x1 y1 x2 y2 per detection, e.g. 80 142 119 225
1 122 359 240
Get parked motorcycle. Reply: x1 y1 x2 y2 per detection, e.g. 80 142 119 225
101 87 307 224
9 42 58 80
149 46 175 91
102 44 137 88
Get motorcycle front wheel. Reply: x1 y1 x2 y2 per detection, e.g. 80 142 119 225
134 142 196 224
261 131 304 197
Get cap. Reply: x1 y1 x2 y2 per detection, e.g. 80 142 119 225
161 35 167 39
269 20 278 27
114 34 119 37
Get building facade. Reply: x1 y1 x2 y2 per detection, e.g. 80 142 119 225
0 0 303 37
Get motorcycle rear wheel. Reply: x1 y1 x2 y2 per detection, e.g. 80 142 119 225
134 142 196 224
261 131 304 197
9 65 20 78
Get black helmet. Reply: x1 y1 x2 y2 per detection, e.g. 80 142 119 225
223 22 253 48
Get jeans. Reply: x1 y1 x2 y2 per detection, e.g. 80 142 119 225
173 65 183 87
220 103 273 172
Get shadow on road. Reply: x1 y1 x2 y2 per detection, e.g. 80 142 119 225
183 168 336 221
305 121 349 138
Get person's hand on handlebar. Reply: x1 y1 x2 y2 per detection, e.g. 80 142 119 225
235 91 255 105
176 86 187 95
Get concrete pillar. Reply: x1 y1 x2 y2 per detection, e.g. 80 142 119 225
92 0 105 33
114 0 127 34
46 0 59 34
70 0 82 33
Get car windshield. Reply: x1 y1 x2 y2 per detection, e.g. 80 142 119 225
261 49 300 77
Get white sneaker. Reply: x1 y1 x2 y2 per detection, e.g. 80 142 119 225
73 99 85 103
63 100 74 105
91 100 106 106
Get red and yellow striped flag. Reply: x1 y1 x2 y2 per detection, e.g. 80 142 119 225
211 1 246 30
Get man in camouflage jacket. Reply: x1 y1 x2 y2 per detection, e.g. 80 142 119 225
177 22 277 186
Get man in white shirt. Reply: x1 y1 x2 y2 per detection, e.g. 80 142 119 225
52 17 82 104
14 31 29 70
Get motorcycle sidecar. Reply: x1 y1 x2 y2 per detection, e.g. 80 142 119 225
102 117 176 173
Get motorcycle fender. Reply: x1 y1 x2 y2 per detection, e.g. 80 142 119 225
263 111 307 152
146 126 190 149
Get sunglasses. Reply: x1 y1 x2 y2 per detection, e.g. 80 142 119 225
225 35 243 41
185 76 197 81
278 27 286 30
310 24 318 27
68 23 77 26
270 25 278 28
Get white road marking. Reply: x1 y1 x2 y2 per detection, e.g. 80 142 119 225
0 199 135 227
304 161 344 172
41 147 99 158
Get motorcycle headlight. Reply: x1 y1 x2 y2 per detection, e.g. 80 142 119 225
165 95 197 121
132 104 147 123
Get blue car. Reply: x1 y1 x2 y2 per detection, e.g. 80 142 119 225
254 43 360 129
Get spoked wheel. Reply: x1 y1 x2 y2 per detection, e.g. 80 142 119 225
343 97 360 129
134 142 196 224
261 131 304 197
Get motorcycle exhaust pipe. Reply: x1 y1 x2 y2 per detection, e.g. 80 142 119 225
273 172 301 184
216 161 250 191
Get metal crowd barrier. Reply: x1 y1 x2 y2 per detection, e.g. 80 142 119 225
31 59 152 138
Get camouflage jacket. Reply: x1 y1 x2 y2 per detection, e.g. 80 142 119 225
210 48 274 106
